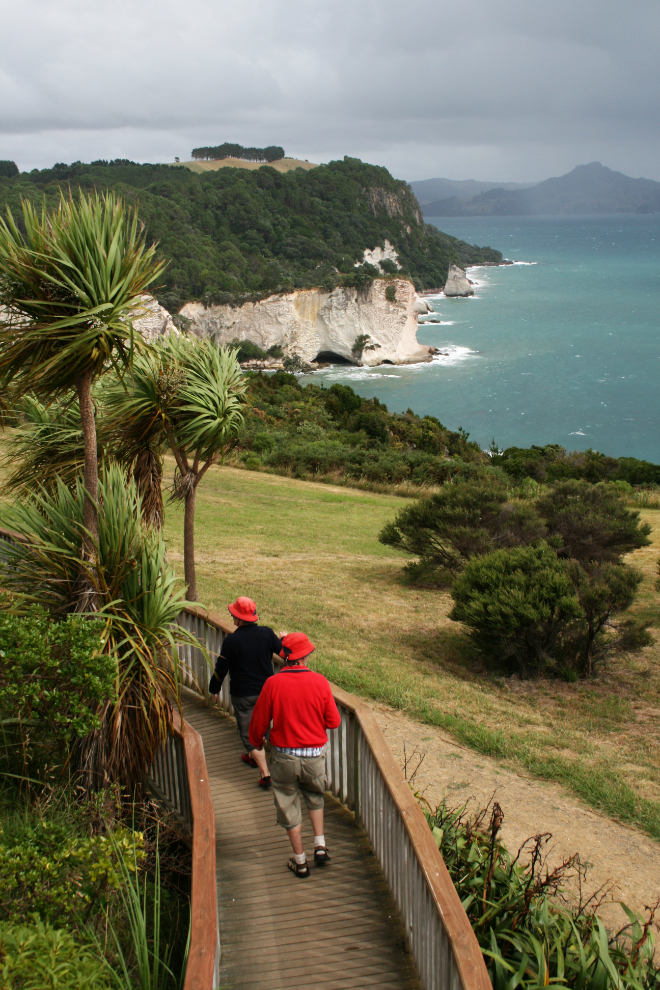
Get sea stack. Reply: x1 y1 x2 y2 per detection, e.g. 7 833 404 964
444 264 474 297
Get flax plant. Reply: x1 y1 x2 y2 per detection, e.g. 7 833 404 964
104 335 246 600
1 394 98 497
0 191 165 604
0 464 197 790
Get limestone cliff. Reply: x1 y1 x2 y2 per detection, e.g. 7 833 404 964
179 278 432 366
443 264 474 297
131 295 178 341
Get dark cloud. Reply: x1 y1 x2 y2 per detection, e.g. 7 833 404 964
2 0 658 181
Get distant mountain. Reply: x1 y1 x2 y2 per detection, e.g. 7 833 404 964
410 177 533 205
421 163 660 217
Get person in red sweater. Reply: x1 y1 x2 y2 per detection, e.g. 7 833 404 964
249 632 340 879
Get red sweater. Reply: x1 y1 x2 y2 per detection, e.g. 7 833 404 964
249 666 341 749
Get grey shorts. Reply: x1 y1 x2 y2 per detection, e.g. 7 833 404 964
270 749 327 830
231 695 260 752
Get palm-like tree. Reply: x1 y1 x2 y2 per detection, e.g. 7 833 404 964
0 191 165 601
104 334 246 600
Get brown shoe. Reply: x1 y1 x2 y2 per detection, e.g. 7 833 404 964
287 858 310 878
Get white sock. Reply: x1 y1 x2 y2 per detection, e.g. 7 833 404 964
314 834 326 848
294 851 307 866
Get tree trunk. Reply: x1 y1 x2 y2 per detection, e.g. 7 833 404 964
183 483 197 602
76 367 99 611
77 368 99 543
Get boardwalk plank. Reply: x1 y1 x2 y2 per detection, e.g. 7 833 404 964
182 694 421 990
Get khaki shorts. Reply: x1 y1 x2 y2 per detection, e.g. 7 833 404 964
270 749 326 830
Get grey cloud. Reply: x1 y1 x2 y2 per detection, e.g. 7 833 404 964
1 0 658 181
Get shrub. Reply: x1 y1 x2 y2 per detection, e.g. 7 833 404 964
379 476 546 580
0 608 115 773
0 817 144 925
567 561 646 674
450 544 583 677
229 337 267 362
426 798 660 990
325 383 362 419
538 480 651 565
0 921 115 990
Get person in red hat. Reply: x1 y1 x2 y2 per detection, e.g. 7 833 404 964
249 632 340 878
209 597 282 788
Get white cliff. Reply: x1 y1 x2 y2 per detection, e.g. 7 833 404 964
358 239 402 272
443 264 474 297
179 278 432 366
131 295 178 341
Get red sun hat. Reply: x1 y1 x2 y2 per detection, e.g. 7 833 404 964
280 632 315 662
228 597 259 623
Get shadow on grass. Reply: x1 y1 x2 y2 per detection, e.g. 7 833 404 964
395 626 507 684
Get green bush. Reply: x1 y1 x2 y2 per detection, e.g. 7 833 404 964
426 798 660 990
538 480 651 565
379 477 546 577
0 609 115 772
229 337 267 362
450 544 583 677
0 816 144 925
0 921 115 990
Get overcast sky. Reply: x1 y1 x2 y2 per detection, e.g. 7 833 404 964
2 0 658 183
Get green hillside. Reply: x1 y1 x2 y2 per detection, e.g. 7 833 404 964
0 157 502 312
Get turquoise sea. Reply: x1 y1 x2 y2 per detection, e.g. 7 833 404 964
301 216 660 463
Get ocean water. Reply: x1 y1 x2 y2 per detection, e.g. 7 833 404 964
301 215 660 462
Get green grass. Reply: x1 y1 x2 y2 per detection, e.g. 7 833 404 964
162 462 660 841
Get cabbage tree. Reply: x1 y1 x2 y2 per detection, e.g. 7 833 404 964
104 334 246 600
0 191 165 603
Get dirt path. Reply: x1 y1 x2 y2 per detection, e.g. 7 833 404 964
370 701 660 931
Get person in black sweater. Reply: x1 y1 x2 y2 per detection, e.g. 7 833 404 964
209 596 282 788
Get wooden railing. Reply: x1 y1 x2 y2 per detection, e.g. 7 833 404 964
147 713 219 990
177 606 492 990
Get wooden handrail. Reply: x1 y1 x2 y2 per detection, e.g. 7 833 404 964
343 697 491 990
170 712 218 990
183 604 234 636
0 525 28 544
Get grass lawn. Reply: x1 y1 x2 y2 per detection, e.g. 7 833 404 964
163 462 660 841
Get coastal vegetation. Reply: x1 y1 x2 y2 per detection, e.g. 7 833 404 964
425 797 660 990
0 157 502 312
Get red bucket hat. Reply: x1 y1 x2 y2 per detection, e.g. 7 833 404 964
280 632 315 662
228 597 259 623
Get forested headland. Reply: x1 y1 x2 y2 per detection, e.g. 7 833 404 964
0 157 502 313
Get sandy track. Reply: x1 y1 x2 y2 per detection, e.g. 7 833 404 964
371 701 660 931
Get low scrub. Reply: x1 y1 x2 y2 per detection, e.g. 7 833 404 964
426 798 660 990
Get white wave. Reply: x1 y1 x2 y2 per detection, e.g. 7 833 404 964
511 261 537 266
569 430 586 436
430 345 479 366
321 368 402 380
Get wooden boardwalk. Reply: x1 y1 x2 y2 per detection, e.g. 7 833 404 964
182 692 422 990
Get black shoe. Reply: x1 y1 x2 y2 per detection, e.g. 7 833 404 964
314 846 331 865
258 775 272 789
